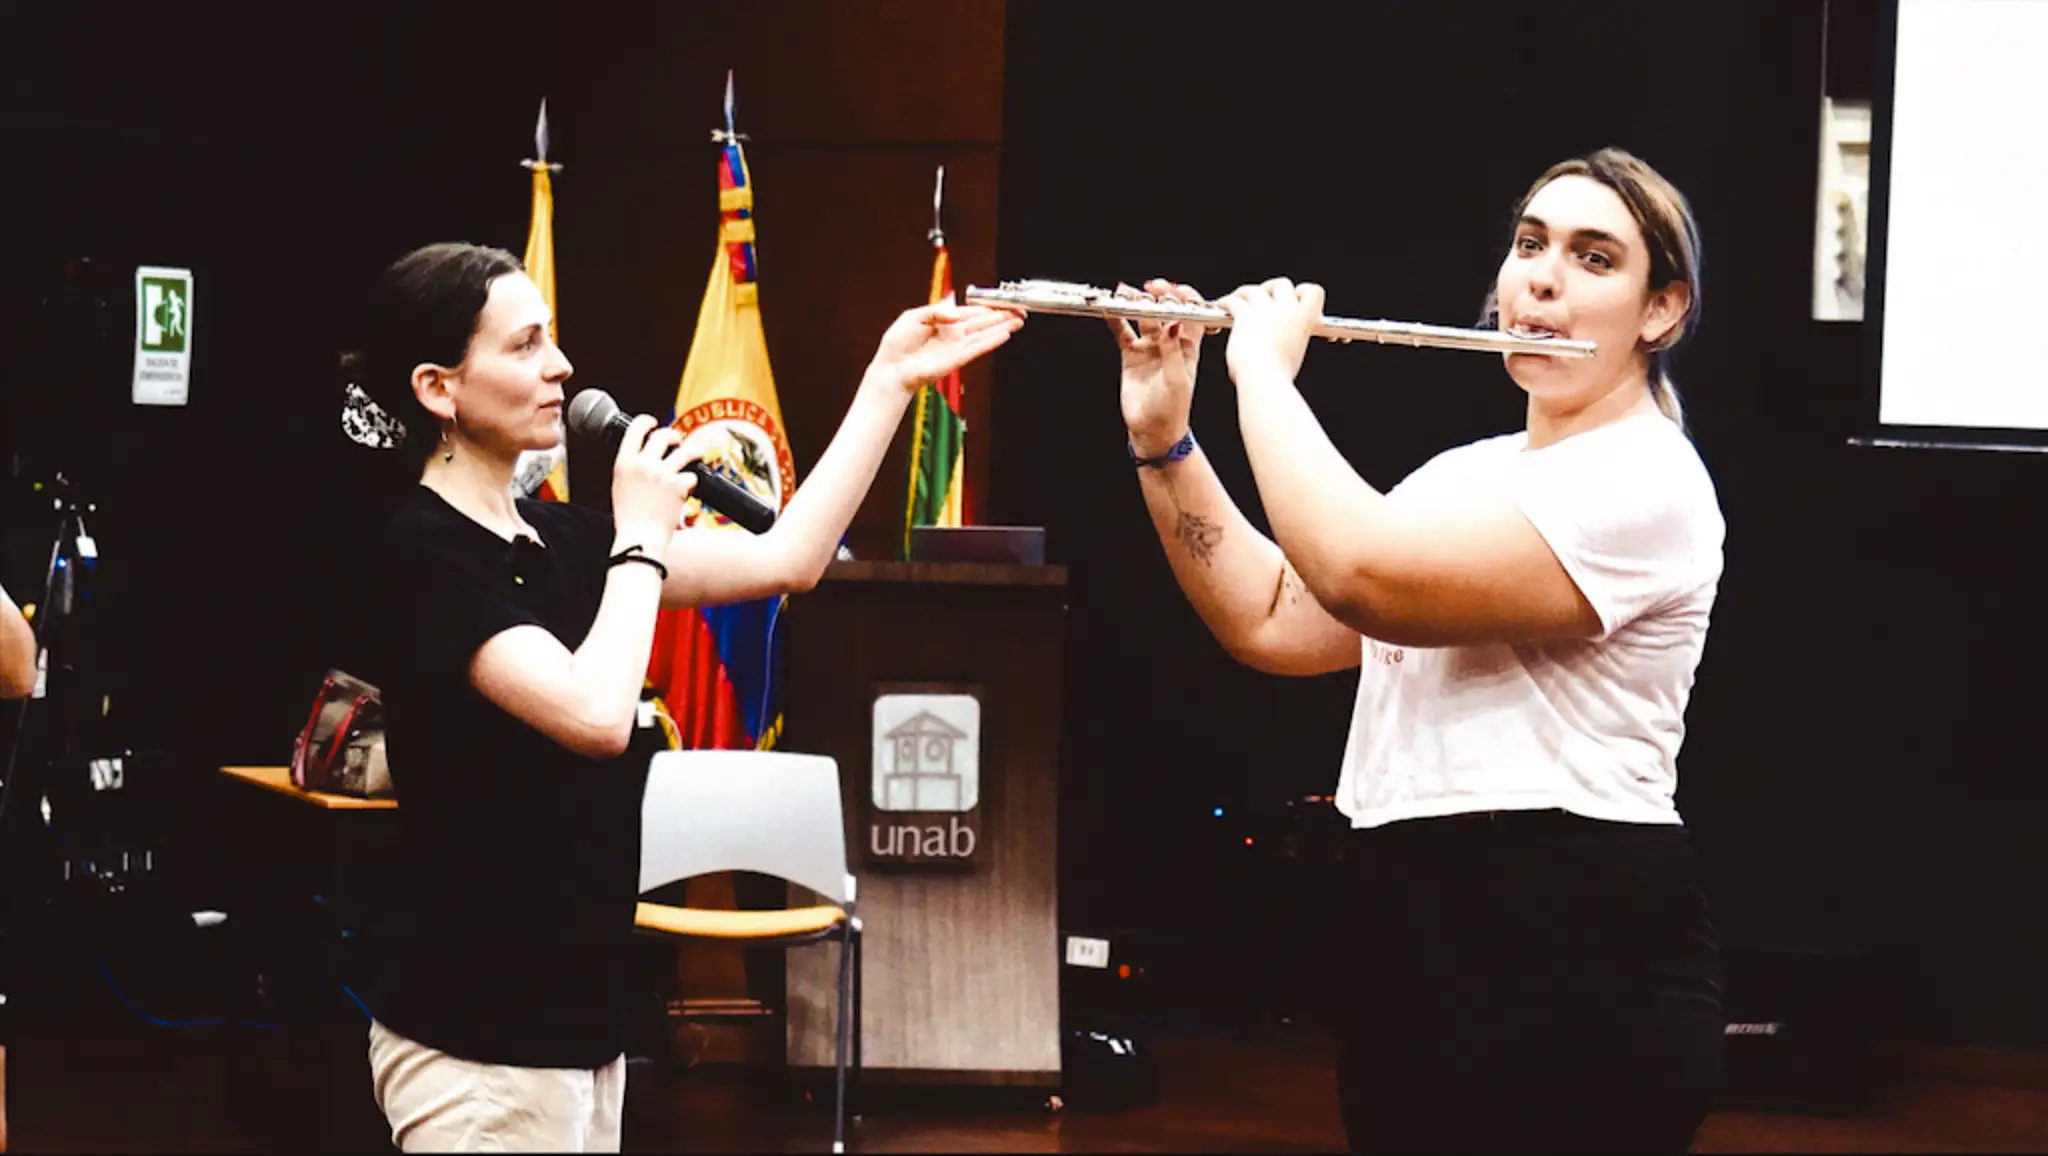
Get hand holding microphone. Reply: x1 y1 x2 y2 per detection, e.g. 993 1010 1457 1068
604 413 694 558
566 390 779 536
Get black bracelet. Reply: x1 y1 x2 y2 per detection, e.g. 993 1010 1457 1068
608 546 669 581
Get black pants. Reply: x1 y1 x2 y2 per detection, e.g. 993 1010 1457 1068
1333 810 1724 1154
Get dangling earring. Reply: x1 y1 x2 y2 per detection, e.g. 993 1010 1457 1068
441 424 454 464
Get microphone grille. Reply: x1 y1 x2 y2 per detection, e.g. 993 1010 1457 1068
564 390 618 439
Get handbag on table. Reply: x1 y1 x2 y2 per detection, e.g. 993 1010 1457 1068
290 669 393 798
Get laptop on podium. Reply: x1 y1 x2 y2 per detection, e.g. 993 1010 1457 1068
906 525 1047 566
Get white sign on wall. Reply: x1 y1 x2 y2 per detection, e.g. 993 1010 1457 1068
1876 0 2048 433
133 265 193 407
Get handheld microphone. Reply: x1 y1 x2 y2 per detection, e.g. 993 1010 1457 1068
564 389 779 535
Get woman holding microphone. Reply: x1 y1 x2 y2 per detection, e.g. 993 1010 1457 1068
343 241 1020 1152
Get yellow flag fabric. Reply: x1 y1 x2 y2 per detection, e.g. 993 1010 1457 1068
670 210 791 492
524 162 569 501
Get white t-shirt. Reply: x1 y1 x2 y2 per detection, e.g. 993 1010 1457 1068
1335 411 1725 829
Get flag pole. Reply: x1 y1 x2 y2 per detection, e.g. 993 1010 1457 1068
711 70 750 146
521 98 563 175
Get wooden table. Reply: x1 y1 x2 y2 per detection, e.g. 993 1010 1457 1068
213 765 400 1018
217 765 397 811
211 766 401 1148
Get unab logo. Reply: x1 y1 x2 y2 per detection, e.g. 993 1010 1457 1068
867 692 984 867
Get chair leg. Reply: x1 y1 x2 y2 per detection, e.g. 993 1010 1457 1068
833 926 853 1154
851 924 864 1106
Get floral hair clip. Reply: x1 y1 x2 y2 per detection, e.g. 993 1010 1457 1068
342 381 407 450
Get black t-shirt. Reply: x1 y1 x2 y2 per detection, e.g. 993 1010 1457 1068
362 485 658 1069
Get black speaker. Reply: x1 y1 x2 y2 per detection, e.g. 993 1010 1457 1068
1719 940 1884 1115
1058 928 1161 1110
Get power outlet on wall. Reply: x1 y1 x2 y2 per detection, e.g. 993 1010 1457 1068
1065 935 1110 969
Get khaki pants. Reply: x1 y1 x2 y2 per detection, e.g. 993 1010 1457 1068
368 1019 625 1153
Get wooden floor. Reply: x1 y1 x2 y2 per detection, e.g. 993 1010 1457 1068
6 1021 2047 1153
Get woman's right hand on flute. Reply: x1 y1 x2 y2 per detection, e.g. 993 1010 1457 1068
1111 278 1206 459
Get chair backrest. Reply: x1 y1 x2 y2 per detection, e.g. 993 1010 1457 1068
639 748 849 907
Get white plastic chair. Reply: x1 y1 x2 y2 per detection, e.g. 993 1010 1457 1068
635 748 862 1154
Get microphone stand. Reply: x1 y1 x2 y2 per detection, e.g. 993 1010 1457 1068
0 473 96 855
0 474 96 1044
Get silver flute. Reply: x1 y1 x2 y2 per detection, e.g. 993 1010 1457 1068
963 280 1597 359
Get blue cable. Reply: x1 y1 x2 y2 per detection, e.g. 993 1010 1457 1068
336 982 371 1020
53 829 374 1032
97 953 282 1033
759 594 784 742
98 953 371 1029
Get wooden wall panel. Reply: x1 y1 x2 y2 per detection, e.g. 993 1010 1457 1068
547 0 1006 548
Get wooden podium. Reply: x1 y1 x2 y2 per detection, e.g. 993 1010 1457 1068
780 559 1067 1087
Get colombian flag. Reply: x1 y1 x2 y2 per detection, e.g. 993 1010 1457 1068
645 135 795 752
901 242 967 556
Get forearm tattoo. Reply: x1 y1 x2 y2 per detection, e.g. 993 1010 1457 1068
1175 510 1223 566
1266 563 1304 618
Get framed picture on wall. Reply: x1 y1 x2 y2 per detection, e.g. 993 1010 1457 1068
1813 95 1871 323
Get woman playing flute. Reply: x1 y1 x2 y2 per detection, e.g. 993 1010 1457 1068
1113 147 1725 1154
